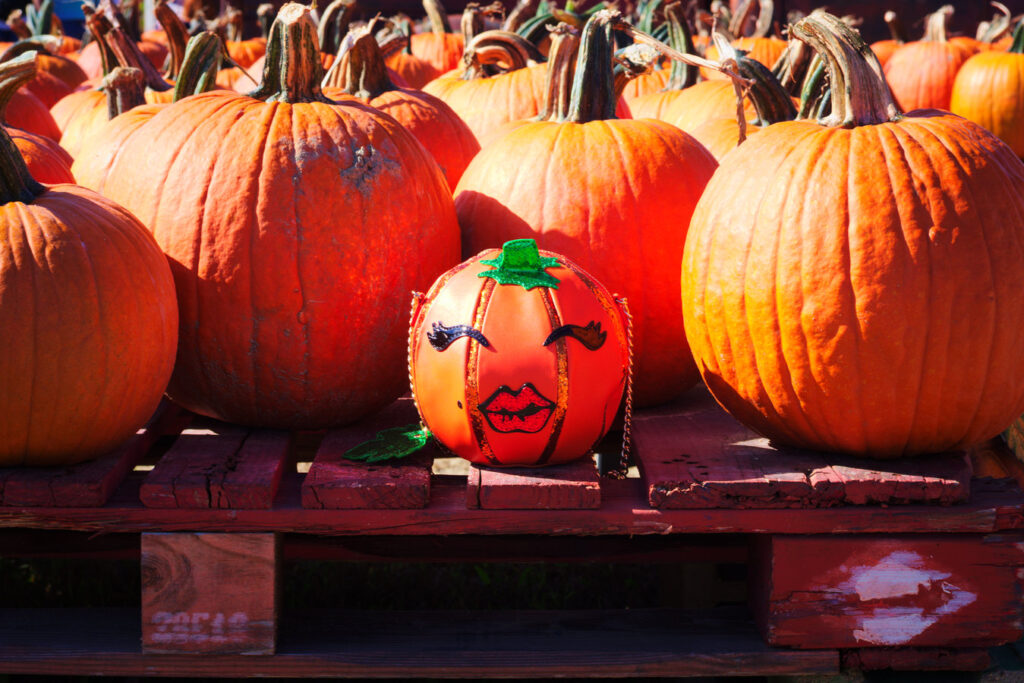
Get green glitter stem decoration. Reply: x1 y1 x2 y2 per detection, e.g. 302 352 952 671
343 424 432 463
479 239 560 290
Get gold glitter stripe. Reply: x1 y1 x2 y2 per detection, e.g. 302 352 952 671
466 277 499 465
535 288 568 465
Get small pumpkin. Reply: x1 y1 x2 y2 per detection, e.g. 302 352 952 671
411 239 627 467
0 106 177 466
321 21 479 189
0 52 73 183
870 10 906 66
951 19 1024 156
884 5 975 112
410 0 465 74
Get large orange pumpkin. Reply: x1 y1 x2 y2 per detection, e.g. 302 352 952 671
950 21 1024 157
0 52 73 183
88 4 460 429
411 239 627 467
321 22 479 189
455 10 717 407
682 13 1024 457
884 6 975 112
0 116 177 466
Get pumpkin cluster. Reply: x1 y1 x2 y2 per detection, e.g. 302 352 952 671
4 0 1024 472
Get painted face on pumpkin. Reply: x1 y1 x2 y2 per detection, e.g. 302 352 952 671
428 319 607 435
410 239 628 468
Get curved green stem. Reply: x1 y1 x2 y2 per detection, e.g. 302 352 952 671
0 51 38 122
322 20 395 97
790 11 900 127
423 0 452 34
0 53 43 203
156 0 190 80
249 2 329 103
1010 18 1024 54
663 1 695 91
104 66 145 118
172 31 222 101
539 23 578 121
564 10 617 123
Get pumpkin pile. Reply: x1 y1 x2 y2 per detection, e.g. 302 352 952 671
2 0 1024 470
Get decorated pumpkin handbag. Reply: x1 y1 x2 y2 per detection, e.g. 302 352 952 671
348 239 633 470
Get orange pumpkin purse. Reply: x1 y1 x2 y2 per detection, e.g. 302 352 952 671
409 239 630 468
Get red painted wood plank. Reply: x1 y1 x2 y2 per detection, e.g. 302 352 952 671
635 388 971 509
142 533 278 654
0 476 1020 537
0 402 191 508
752 534 1024 649
467 457 601 509
139 427 289 509
840 647 991 671
0 607 839 677
301 399 435 509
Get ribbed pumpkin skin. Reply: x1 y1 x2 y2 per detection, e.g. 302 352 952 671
54 87 173 159
871 39 900 66
951 51 1024 156
94 91 460 428
455 119 717 406
72 104 166 189
9 127 75 183
323 86 479 189
76 40 168 80
703 37 786 79
385 50 441 89
688 117 760 161
682 114 1024 456
632 80 757 133
8 88 60 141
227 38 267 69
424 64 548 147
621 68 669 106
884 41 974 111
410 33 464 74
0 185 177 465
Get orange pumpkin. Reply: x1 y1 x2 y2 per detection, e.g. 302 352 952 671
385 42 441 89
951 21 1024 156
0 111 177 466
682 13 1024 457
455 11 717 407
322 23 479 189
411 239 627 467
870 10 906 66
884 6 975 111
410 0 464 74
703 36 786 78
88 4 460 429
0 52 73 183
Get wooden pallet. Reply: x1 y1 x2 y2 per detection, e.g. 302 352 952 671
1 386 1023 676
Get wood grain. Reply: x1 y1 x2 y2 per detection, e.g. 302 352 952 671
635 389 972 508
301 399 436 509
141 533 278 654
467 457 601 509
140 427 290 509
840 647 991 671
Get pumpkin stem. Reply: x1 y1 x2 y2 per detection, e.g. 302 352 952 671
103 65 145 118
249 3 329 103
322 19 396 97
156 0 190 80
734 45 796 125
5 10 31 40
753 0 774 38
83 5 117 78
26 0 55 37
172 31 223 101
883 10 906 43
538 23 578 121
478 239 560 290
790 11 900 127
796 52 826 119
662 2 696 91
103 20 172 92
225 7 243 43
317 0 356 57
922 5 951 43
504 0 540 33
977 2 1012 43
423 0 453 34
258 3 276 39
0 54 43 204
0 50 39 124
772 34 813 97
613 43 660 100
0 37 62 63
727 0 755 37
459 29 544 80
1009 18 1024 54
561 10 619 123
461 3 485 44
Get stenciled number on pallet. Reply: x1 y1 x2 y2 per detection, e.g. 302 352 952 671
148 611 252 646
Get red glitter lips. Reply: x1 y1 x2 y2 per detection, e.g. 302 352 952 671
479 383 555 433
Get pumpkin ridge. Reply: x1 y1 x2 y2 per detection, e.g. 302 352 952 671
535 286 567 465
734 125 817 447
867 122 935 454
466 276 499 465
15 205 41 464
910 118 1009 445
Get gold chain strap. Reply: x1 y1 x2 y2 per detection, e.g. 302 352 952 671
610 295 635 478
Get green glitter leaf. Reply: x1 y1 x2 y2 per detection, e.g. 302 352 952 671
343 424 431 463
479 239 560 290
